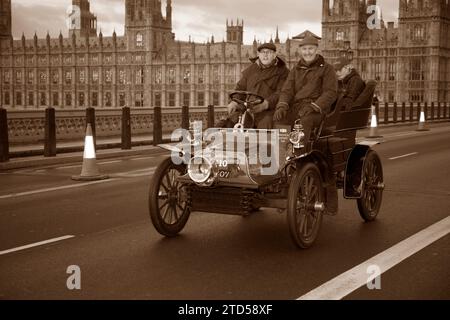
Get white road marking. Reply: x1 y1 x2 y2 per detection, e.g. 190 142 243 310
10 169 34 174
0 166 157 199
0 235 75 256
115 167 156 177
0 179 119 200
130 156 155 161
389 152 418 160
356 126 445 143
33 160 121 172
124 170 156 178
384 132 420 139
56 164 82 170
297 216 450 300
98 160 122 165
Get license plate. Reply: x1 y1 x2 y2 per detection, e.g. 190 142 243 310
218 170 231 178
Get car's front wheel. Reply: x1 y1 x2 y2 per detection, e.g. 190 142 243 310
149 157 191 237
287 163 325 249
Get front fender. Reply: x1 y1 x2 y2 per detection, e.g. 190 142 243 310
158 143 185 155
157 144 190 166
293 150 330 184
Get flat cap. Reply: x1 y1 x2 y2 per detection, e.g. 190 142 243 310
299 34 319 47
333 57 352 71
257 42 277 52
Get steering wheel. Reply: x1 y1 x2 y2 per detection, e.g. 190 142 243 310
229 91 264 111
228 91 264 131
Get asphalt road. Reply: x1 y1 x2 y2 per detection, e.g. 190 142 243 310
0 123 449 300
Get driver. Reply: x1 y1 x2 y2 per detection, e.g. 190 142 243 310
217 42 289 129
273 33 337 142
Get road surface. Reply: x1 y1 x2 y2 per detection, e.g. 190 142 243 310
0 123 449 300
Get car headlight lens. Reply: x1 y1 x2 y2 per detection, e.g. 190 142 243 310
199 163 210 175
289 131 305 146
188 156 213 184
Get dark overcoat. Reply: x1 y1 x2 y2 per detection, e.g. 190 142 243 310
337 69 366 111
235 57 290 111
277 55 338 116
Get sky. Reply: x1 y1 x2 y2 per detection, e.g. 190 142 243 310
11 0 399 43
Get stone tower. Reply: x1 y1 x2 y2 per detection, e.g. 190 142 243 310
0 0 12 41
321 0 367 53
398 0 450 102
68 0 97 38
226 19 243 45
125 0 174 52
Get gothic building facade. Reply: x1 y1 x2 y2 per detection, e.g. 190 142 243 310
0 0 449 110
321 0 450 103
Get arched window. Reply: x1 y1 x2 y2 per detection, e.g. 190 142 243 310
410 58 424 81
412 25 424 41
374 61 381 81
136 33 143 47
336 29 344 41
183 66 191 84
39 71 47 84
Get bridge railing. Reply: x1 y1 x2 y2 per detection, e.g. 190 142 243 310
0 105 228 162
0 102 449 162
374 102 450 124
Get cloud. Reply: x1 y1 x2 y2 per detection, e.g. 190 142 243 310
378 0 399 22
12 2 67 38
11 0 398 42
172 0 322 42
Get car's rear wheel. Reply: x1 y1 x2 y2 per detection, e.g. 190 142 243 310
149 157 191 237
287 163 325 249
357 150 384 222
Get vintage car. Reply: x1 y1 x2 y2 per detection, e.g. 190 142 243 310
148 82 385 248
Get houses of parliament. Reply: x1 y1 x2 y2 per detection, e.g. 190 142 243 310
0 0 449 110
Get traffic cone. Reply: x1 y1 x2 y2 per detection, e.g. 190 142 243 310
367 105 382 138
72 123 109 181
416 106 429 131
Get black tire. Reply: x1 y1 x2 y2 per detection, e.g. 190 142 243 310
287 163 325 249
149 157 191 237
357 150 384 222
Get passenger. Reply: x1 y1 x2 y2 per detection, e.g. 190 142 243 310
273 34 338 215
333 57 365 112
327 59 366 214
273 33 338 144
334 58 368 197
217 42 290 129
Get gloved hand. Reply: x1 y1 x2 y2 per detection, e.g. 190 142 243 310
250 100 269 114
299 104 315 117
310 102 322 114
299 103 320 118
273 105 288 122
227 101 239 115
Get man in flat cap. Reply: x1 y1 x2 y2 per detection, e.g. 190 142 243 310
273 33 337 142
333 56 365 112
273 33 338 215
219 42 289 129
